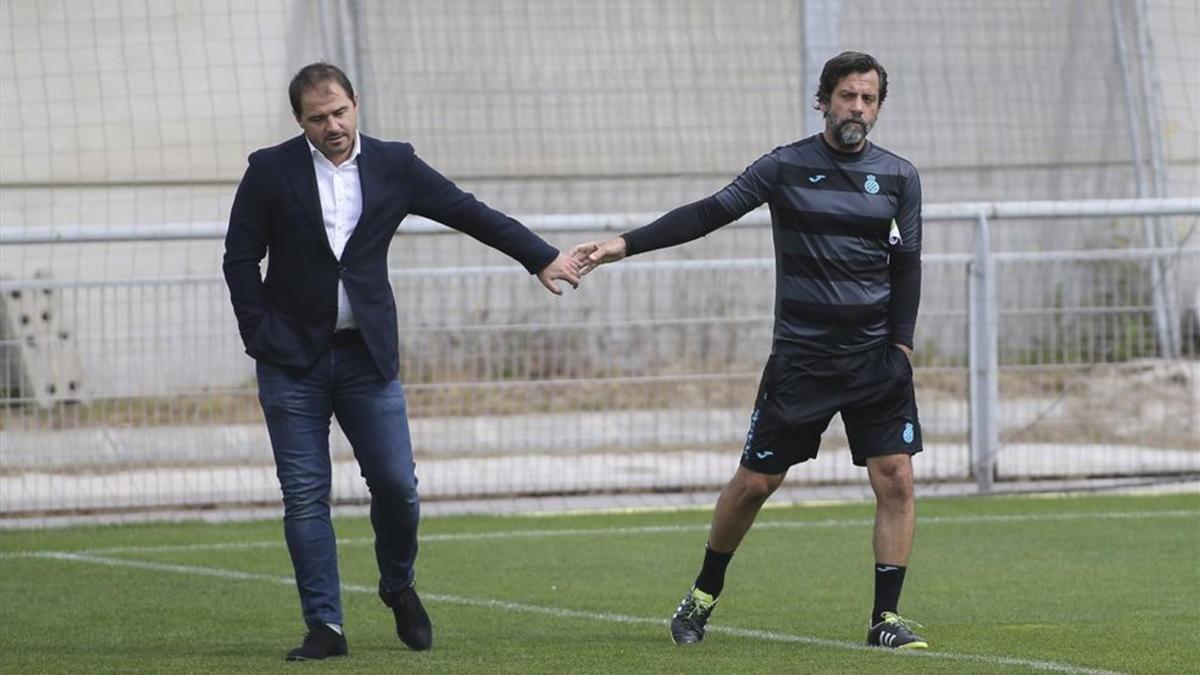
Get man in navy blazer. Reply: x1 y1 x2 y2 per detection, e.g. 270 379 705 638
223 62 581 661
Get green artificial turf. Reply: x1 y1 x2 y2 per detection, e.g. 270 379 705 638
1 492 1197 674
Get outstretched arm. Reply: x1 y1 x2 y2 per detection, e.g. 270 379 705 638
571 196 737 275
570 151 779 275
407 149 574 293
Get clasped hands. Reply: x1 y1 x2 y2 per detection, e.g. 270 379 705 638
535 237 628 295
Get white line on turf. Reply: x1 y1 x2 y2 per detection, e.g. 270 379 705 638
20 551 1126 675
7 508 1192 558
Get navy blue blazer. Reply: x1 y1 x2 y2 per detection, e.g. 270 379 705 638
223 134 559 378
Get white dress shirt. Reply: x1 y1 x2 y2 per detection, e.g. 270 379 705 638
307 133 363 330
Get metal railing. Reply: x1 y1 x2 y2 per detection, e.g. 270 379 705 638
1 198 1197 515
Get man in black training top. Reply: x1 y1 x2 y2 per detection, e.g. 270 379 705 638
571 51 927 650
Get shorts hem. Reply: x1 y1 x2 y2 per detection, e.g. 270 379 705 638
739 455 808 475
850 446 922 467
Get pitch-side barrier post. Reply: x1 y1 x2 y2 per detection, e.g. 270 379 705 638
968 209 999 491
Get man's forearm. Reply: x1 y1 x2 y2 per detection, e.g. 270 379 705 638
222 253 268 341
409 156 558 274
889 250 921 349
622 196 734 256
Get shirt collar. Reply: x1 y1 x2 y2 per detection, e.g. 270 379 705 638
306 131 362 167
815 132 869 162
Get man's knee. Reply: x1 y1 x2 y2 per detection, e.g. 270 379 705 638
281 485 332 521
869 454 914 502
729 466 786 504
367 472 419 505
360 457 420 505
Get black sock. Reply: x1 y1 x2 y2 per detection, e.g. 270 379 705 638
872 564 907 625
693 545 734 598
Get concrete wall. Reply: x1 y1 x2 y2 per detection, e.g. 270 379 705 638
0 0 1196 397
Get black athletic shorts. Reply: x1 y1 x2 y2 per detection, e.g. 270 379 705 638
740 343 922 473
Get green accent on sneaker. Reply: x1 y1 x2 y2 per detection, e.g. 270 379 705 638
881 612 922 628
688 588 716 611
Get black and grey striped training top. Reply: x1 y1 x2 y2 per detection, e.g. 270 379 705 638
622 133 922 357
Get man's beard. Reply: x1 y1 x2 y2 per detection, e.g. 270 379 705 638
827 113 873 149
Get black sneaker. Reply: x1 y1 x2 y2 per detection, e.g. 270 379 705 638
670 587 718 645
381 586 433 651
867 612 929 649
284 624 348 661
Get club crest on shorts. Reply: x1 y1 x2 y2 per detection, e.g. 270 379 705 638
864 174 880 194
902 422 914 444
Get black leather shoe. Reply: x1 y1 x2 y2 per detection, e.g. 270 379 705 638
284 624 348 661
380 586 433 651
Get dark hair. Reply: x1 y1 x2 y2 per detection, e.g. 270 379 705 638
813 51 888 109
289 62 356 116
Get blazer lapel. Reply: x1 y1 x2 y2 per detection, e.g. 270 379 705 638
345 136 384 252
283 136 334 256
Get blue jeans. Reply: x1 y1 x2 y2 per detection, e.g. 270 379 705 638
256 332 420 628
